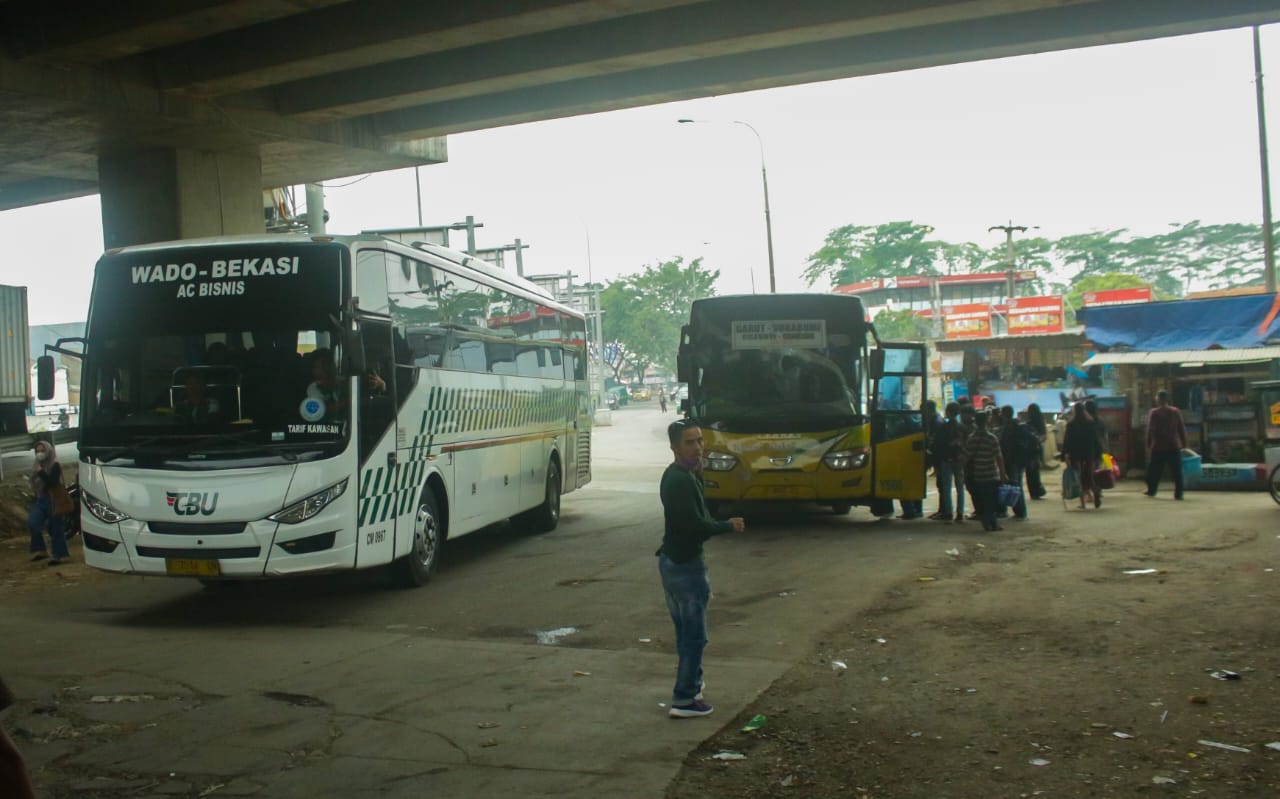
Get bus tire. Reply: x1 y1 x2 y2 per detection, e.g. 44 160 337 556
831 502 853 516
519 459 561 533
395 490 443 587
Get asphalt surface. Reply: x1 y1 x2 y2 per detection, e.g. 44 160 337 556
4 406 1016 798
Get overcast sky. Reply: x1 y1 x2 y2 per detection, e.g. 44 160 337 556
3 24 1278 326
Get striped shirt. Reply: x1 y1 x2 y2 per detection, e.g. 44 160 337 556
965 430 1002 482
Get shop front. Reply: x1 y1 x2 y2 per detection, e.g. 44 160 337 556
1079 293 1280 476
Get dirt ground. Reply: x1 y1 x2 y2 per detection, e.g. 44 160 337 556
4 463 1279 798
668 489 1280 799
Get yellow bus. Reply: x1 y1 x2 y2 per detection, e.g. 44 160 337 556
675 294 926 516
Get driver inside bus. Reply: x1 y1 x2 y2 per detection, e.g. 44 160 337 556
306 349 387 419
175 371 221 423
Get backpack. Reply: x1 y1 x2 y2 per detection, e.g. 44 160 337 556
1002 422 1040 466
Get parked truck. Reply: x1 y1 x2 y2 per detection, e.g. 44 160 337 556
0 285 30 435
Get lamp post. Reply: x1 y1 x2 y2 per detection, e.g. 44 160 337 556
678 118 776 293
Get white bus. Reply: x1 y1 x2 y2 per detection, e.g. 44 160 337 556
39 234 592 586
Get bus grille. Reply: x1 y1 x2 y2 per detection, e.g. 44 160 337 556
136 546 261 559
148 521 247 535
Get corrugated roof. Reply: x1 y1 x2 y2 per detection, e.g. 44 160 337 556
1084 346 1280 366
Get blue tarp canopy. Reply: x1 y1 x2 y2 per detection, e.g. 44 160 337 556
1078 294 1280 351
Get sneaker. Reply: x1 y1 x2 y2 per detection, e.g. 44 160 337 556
669 701 714 718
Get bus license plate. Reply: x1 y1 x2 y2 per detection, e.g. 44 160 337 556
165 558 221 577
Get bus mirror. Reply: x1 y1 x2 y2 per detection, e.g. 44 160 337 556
343 329 367 376
676 352 690 383
869 348 885 380
36 355 55 400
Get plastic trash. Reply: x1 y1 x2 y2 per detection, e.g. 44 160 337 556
1123 568 1160 575
741 714 767 732
534 627 578 645
945 547 960 557
1152 776 1177 785
1113 732 1134 739
875 637 887 644
572 670 591 677
638 638 652 643
1265 742 1280 751
917 576 937 582
476 721 500 729
711 751 747 760
831 660 848 672
780 775 794 787
1198 739 1251 753
1029 758 1051 766
1208 670 1241 681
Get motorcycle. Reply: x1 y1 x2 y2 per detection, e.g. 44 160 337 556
606 394 619 411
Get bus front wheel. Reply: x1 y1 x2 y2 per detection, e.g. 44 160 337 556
395 490 443 587
519 460 561 533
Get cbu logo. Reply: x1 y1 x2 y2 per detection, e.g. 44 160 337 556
166 491 219 516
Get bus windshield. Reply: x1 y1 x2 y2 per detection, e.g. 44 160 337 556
79 241 349 462
685 296 869 432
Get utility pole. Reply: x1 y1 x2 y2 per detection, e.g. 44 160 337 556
988 221 1033 299
1255 26 1276 293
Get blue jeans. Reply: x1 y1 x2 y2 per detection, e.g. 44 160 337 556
659 554 710 706
1002 465 1028 518
935 461 964 517
29 494 68 559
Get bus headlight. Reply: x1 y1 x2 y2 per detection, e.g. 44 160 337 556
268 479 348 524
83 491 131 524
704 451 738 472
823 449 869 471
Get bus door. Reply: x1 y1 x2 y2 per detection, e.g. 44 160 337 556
870 343 927 501
355 317 400 566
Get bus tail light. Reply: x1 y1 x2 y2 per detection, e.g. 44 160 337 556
83 491 131 524
704 452 738 472
268 479 348 524
823 449 869 471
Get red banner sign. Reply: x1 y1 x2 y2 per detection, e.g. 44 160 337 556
1007 295 1065 335
1082 287 1152 307
943 303 992 339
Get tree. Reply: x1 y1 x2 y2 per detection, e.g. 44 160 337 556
601 256 720 382
1063 273 1153 326
802 221 940 288
871 308 935 341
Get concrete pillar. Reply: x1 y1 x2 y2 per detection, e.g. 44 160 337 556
98 146 265 249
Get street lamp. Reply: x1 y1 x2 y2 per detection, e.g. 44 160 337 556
678 118 776 293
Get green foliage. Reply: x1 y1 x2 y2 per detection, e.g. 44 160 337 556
871 308 935 341
805 219 1278 300
601 256 719 381
802 221 940 287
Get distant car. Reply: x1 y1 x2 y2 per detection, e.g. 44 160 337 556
630 385 652 401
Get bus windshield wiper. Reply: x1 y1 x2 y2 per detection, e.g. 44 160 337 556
84 435 190 463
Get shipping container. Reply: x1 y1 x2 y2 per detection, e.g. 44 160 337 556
0 285 31 435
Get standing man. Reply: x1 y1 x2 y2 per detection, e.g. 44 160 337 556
1145 390 1187 500
965 411 1008 531
658 420 745 718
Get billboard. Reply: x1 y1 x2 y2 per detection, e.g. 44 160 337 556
943 303 992 339
1007 295 1065 335
1081 287 1152 307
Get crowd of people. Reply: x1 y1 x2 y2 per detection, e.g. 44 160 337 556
904 395 1121 530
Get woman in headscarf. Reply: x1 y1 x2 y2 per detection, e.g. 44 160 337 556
1061 402 1101 509
28 439 69 565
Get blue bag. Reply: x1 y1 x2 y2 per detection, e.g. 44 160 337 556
997 482 1022 508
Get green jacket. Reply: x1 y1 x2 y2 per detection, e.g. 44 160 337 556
658 463 733 563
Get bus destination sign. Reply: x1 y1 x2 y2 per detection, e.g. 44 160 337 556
731 320 828 349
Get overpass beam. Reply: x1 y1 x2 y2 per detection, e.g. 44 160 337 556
98 146 264 249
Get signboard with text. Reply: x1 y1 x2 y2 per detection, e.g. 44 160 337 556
731 319 828 349
1007 295 1065 335
1081 287 1152 307
942 303 992 339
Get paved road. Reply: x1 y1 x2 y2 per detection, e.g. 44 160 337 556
0 407 1198 797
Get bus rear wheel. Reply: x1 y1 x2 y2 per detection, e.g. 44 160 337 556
518 460 561 533
395 490 443 587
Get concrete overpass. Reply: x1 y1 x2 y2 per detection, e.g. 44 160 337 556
2 0 1279 246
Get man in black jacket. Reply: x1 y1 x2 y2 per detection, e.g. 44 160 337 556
658 420 745 718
